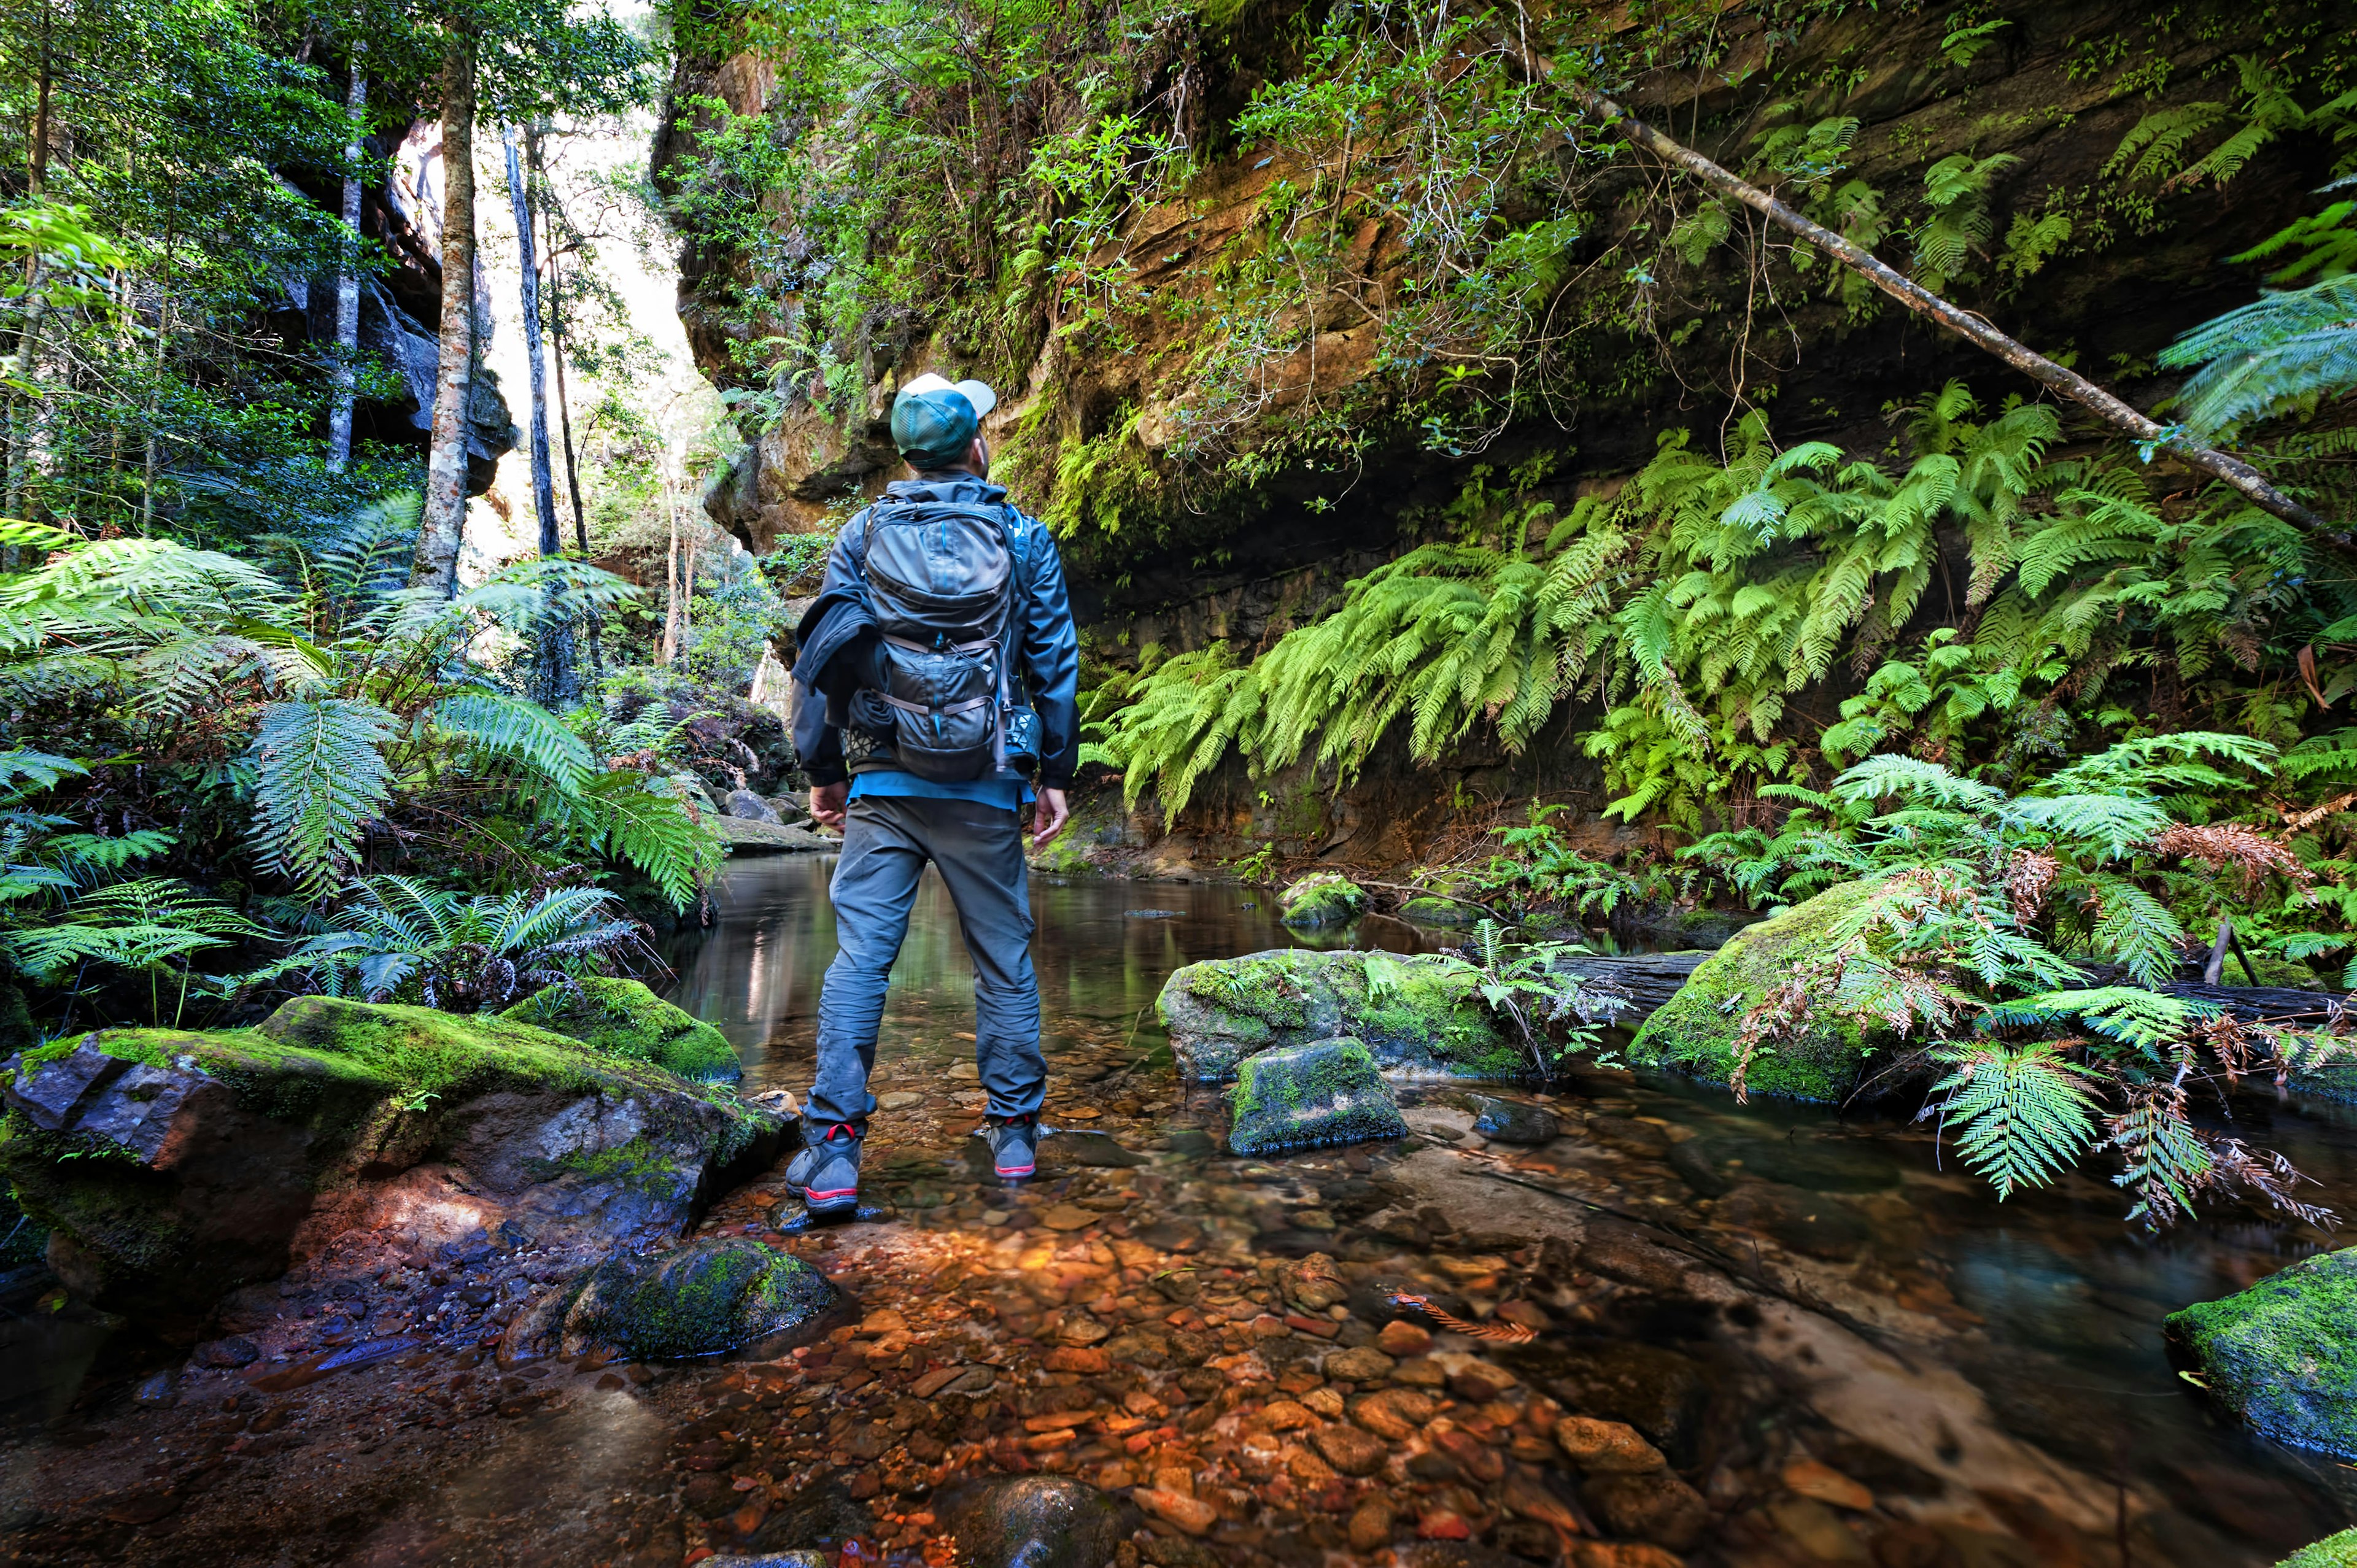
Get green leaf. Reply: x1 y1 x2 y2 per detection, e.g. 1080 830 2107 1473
1929 1041 2102 1199
248 699 398 900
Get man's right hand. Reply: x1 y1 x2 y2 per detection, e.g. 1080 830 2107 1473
810 781 848 830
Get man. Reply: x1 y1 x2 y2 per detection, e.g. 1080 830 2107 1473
784 372 1079 1215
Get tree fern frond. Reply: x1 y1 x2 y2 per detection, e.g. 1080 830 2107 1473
1831 754 2004 812
432 692 597 795
575 770 723 913
2159 276 2357 436
1929 1041 2102 1200
248 699 398 900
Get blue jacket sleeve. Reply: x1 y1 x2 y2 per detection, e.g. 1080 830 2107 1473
1015 518 1082 788
789 525 876 788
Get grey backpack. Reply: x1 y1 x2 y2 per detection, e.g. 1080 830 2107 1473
857 498 1025 782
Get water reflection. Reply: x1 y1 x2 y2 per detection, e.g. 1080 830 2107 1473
665 855 1436 1094
658 853 2357 1562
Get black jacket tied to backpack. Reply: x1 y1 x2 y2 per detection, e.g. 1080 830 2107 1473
791 477 1081 792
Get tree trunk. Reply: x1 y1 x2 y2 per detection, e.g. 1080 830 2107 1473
328 61 366 471
540 149 603 680
660 458 682 666
6 1 55 517
27 0 50 198
412 33 478 593
1546 76 2345 548
505 124 578 707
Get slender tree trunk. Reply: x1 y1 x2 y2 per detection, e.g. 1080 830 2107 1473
6 2 55 517
506 124 578 707
1546 75 2345 546
412 33 478 593
328 60 366 471
27 0 50 199
660 458 682 666
537 134 603 680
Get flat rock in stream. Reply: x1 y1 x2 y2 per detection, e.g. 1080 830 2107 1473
1158 948 1523 1082
1226 1039 1407 1155
716 816 838 854
935 1475 1136 1568
502 1236 840 1362
1466 1095 1560 1144
2169 1246 2357 1458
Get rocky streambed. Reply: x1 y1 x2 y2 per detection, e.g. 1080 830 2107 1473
3 863 2355 1566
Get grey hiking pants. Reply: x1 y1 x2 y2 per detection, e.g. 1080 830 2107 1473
810 793 1045 1126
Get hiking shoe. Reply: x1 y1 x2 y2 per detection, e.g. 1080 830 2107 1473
788 1121 864 1215
986 1114 1039 1181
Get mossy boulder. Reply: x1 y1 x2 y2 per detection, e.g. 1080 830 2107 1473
1157 948 1522 1082
2281 1533 2357 1568
500 1235 839 1362
1400 895 1477 928
1278 873 1368 930
1226 1039 1407 1156
501 978 742 1084
1627 879 1888 1102
0 996 784 1325
2167 1248 2357 1458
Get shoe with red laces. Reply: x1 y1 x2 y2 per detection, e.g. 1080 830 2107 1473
786 1121 864 1216
985 1114 1039 1180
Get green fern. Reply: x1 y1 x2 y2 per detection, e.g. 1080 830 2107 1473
431 692 597 795
573 770 723 913
2158 276 2357 437
1977 987 2214 1055
248 699 398 900
1927 1041 2102 1200
246 875 649 1010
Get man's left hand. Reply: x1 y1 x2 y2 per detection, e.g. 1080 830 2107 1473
1031 787 1070 850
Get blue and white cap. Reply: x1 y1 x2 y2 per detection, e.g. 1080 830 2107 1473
891 372 999 469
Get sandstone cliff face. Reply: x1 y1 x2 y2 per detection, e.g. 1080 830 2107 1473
271 119 517 492
655 0 2343 867
663 0 2324 599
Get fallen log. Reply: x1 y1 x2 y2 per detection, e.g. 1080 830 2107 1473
1552 952 1712 1025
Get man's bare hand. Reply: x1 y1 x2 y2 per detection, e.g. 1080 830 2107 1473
811 781 848 830
1031 787 1070 850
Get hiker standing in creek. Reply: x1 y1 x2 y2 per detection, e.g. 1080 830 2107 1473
785 373 1080 1213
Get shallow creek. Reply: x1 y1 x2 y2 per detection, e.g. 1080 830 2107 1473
4 855 2355 1566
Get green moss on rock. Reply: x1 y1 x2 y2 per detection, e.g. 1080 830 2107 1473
1400 896 1477 928
503 1235 840 1361
501 978 743 1084
1227 1038 1407 1156
2 997 783 1323
1627 879 1886 1102
1157 948 1519 1082
2167 1247 2357 1459
1278 873 1367 930
2280 1532 2357 1568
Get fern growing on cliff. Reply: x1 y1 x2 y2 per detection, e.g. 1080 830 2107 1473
1093 386 2162 829
2158 276 2357 438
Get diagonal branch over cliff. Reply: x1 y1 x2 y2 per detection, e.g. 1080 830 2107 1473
1538 66 2350 550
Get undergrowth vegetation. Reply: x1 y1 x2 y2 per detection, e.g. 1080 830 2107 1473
0 501 729 1037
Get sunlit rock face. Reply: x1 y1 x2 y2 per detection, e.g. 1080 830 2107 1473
1 992 785 1327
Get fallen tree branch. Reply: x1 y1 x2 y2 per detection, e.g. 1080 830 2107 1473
1546 75 2350 549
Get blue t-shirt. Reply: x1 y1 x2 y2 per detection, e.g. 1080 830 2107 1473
849 771 1030 809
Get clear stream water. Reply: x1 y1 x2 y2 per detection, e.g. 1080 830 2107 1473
670 854 2357 1562
6 854 2355 1566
